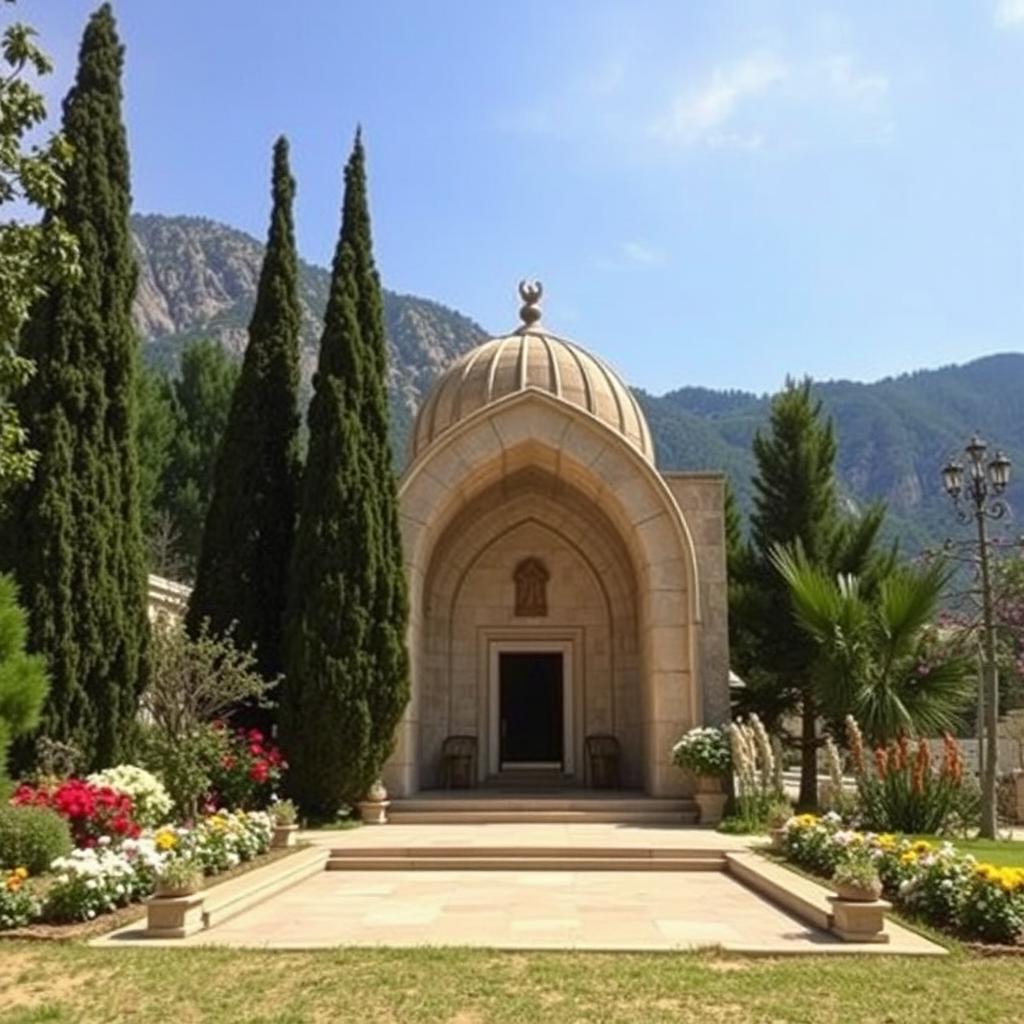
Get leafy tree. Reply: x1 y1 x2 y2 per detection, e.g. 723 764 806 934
731 379 888 806
281 132 409 816
187 138 302 680
773 544 973 743
159 340 240 576
0 1 78 501
1 4 148 769
0 575 48 796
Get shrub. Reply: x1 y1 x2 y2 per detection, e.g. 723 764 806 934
87 764 173 828
846 717 970 834
671 726 731 776
0 804 73 873
1 866 38 929
207 724 286 809
11 779 141 846
729 715 789 829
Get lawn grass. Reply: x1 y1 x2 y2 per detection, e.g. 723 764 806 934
912 836 1024 868
0 943 1022 1023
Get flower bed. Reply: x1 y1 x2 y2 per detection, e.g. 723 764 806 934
782 812 1024 944
1 808 275 928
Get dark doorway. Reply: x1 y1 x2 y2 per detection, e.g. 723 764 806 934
499 652 564 767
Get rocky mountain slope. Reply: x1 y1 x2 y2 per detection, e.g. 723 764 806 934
131 214 487 453
131 214 1024 554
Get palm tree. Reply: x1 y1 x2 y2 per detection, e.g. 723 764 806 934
772 544 973 744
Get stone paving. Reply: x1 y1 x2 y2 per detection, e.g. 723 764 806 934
168 865 935 953
92 825 942 955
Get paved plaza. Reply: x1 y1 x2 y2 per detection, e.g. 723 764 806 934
165 865 937 953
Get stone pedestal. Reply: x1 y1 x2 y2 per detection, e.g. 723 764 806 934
357 799 390 825
828 896 891 943
272 824 298 848
144 893 205 939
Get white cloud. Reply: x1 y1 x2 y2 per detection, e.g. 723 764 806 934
651 50 888 149
621 241 665 266
819 55 888 104
995 0 1024 27
652 53 789 145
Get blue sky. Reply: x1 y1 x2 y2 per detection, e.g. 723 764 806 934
19 1 1024 394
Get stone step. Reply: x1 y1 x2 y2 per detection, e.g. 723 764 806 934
201 846 328 930
329 845 720 860
325 854 725 871
391 796 693 812
385 809 698 825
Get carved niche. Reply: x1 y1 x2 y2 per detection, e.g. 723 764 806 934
513 557 550 617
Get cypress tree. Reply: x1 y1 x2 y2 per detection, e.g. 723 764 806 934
281 132 409 816
1 4 148 769
187 138 302 679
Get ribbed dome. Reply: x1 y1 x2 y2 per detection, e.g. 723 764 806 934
411 325 654 462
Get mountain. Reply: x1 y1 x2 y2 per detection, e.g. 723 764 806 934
131 214 1024 555
639 354 1024 552
131 214 488 454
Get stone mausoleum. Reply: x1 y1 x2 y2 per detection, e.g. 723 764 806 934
384 283 729 798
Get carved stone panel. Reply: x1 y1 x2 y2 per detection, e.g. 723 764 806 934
513 557 549 617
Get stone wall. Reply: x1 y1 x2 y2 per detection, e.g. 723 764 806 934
661 473 730 727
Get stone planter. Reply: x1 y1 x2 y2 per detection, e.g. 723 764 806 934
770 826 788 851
694 792 728 826
154 880 201 900
145 892 205 938
357 799 389 824
272 823 298 848
694 773 723 795
828 894 891 943
834 879 882 903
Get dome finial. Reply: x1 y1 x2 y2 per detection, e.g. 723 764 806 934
518 279 543 329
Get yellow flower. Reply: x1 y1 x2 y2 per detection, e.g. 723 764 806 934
154 829 178 851
911 840 933 855
876 833 896 850
14 867 28 880
794 813 818 827
900 851 918 865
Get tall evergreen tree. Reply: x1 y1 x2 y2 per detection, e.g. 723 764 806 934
187 138 302 679
281 133 409 816
0 4 148 769
159 339 240 575
731 379 885 807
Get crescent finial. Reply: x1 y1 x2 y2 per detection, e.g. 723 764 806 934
517 279 543 328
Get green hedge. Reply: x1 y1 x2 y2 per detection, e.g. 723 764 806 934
0 804 72 875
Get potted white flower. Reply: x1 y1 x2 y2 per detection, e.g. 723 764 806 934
671 726 731 825
269 799 299 848
154 857 204 899
831 848 883 902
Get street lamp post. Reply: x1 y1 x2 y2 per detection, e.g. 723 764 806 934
941 436 1012 840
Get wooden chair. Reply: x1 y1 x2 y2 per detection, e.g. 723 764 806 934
584 734 621 789
440 735 477 789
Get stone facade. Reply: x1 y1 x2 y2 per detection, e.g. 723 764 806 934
386 315 729 798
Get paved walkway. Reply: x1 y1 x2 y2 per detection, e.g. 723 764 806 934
173 865 939 953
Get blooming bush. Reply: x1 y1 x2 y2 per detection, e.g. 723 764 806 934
782 813 1024 944
11 779 141 847
671 726 731 777
207 725 286 809
44 838 164 922
1 867 38 929
87 765 173 828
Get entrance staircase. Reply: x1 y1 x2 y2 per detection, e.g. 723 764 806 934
326 844 723 872
385 788 699 826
